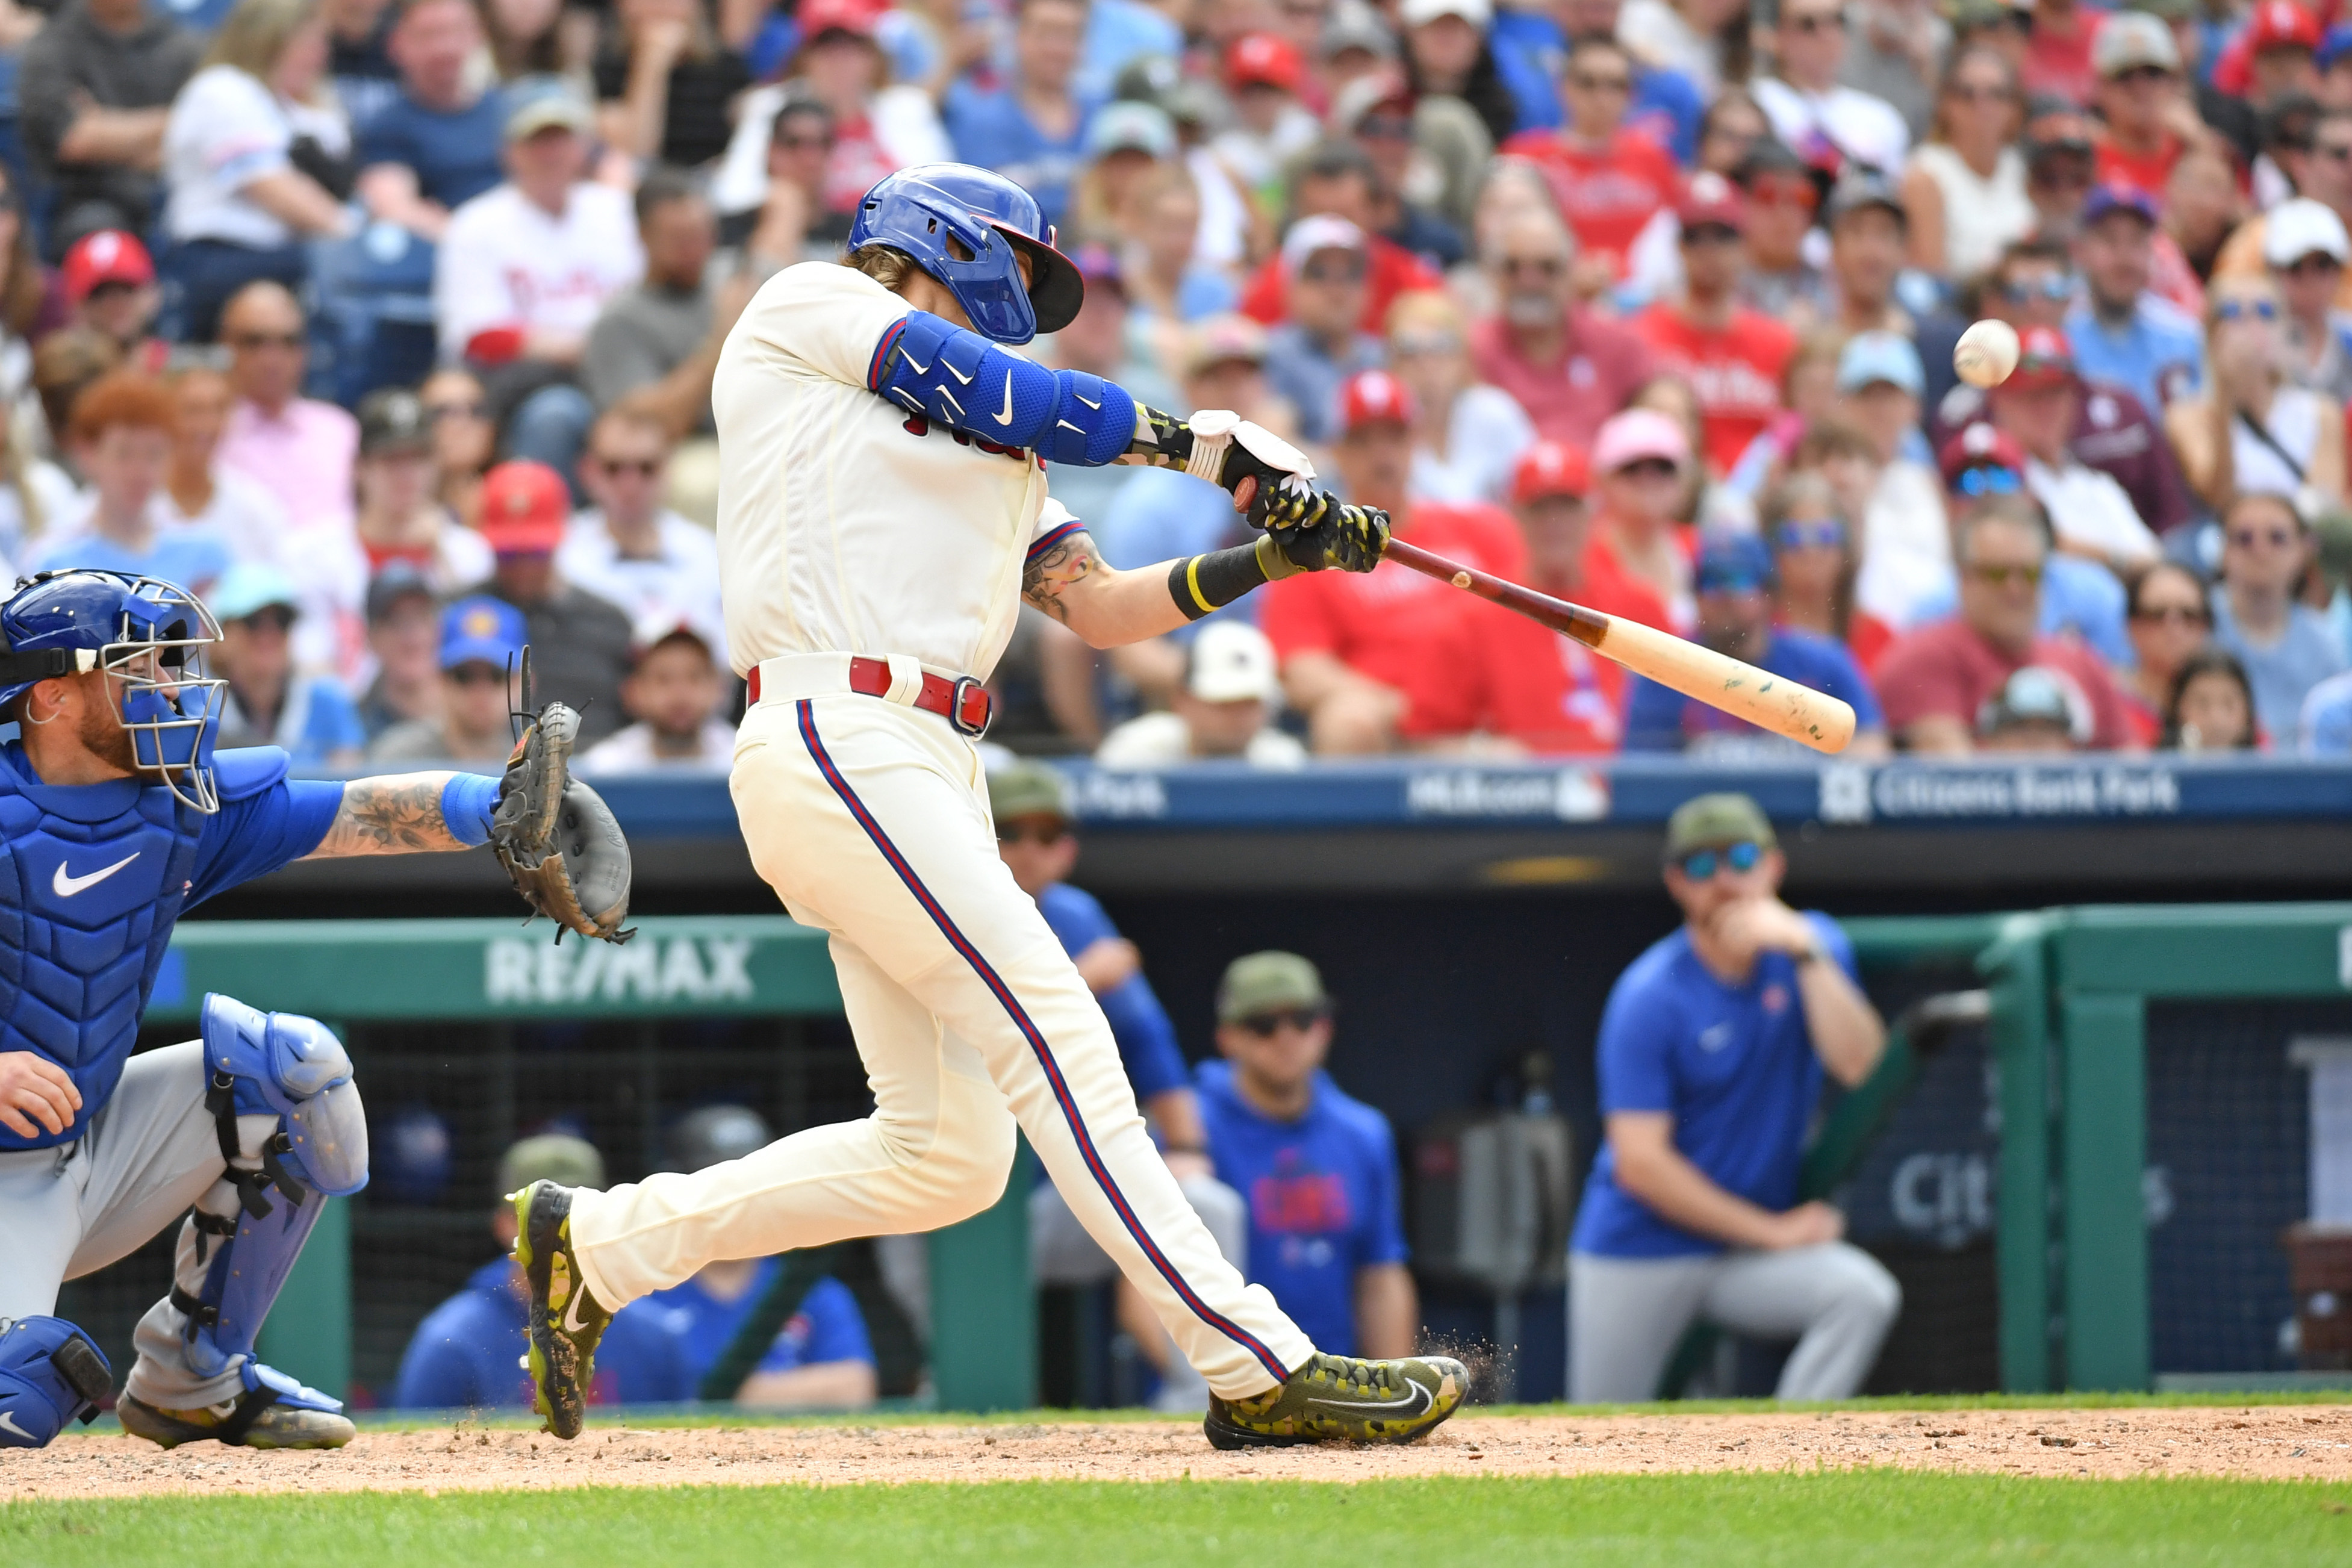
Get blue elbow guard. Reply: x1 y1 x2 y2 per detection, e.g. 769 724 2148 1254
871 310 1137 467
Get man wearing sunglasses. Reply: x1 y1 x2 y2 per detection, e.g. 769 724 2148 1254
1196 952 1417 1366
1467 208 1655 451
2215 107 2352 314
988 761 1245 1413
1569 792 1897 1403
1927 423 2134 668
1261 216 1387 447
1752 0 1910 178
559 408 728 667
1874 497 2132 751
368 594 532 765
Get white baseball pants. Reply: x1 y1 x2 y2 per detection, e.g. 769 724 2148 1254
566 680 1314 1399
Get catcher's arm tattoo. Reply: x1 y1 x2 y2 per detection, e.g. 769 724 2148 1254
303 772 473 858
1021 529 1098 625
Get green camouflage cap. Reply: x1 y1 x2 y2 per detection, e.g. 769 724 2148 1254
1217 951 1329 1024
497 1133 605 1197
1663 792 1777 862
988 761 1072 824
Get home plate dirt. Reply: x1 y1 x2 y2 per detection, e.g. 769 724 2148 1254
7 1406 2352 1498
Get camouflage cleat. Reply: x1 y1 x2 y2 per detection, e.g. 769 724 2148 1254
511 1180 610 1440
1203 1352 1467 1449
117 1392 354 1450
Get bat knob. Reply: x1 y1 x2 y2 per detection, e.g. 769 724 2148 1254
1451 571 1472 588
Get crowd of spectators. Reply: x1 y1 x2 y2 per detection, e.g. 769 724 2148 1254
3 0 2352 763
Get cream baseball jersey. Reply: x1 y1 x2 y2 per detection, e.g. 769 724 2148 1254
712 263 1077 680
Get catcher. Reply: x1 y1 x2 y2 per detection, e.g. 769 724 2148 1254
0 568 628 1452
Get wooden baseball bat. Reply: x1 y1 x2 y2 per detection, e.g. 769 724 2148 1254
1382 537 1858 756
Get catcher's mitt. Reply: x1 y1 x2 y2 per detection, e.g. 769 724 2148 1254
491 697 636 945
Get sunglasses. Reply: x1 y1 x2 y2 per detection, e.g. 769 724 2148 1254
1570 72 1632 92
1616 456 1679 480
2112 64 2174 84
776 133 835 151
1774 518 1846 550
2132 601 2207 625
2215 297 2281 322
2230 525 2297 549
1233 1006 1330 1038
1676 839 1762 880
1956 465 2023 498
449 663 508 686
426 400 486 421
1745 176 1818 213
1501 255 1566 277
235 606 296 635
1681 223 1742 247
1967 561 2044 588
996 820 1070 847
232 331 303 351
596 456 662 477
2000 273 2074 303
1300 259 1367 285
1949 81 2014 104
2286 254 2345 278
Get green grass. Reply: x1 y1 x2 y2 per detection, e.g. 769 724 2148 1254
6 1473 2350 1567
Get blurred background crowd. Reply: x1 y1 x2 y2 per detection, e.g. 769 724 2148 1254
2 0 2352 764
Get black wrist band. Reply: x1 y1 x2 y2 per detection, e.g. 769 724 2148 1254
1168 539 1275 620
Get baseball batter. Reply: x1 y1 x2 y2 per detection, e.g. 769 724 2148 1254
512 163 1466 1449
0 570 631 1451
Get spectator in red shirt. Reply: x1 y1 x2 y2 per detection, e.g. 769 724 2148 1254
2091 13 2191 207
1590 407 1698 629
1258 369 1522 753
1873 497 2133 753
1637 173 1797 478
1475 438 1671 754
1766 469 1897 674
1240 141 1441 334
1502 36 1676 284
1469 210 1656 449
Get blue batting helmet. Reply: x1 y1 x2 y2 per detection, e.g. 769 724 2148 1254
848 164 1083 344
0 569 227 812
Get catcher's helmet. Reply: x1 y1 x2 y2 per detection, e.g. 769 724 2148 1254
848 163 1083 344
0 569 226 812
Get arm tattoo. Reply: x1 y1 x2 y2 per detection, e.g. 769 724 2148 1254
1021 529 1098 624
305 772 468 858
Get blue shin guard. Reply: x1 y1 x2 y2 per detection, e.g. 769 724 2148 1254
0 1317 112 1448
178 995 370 1420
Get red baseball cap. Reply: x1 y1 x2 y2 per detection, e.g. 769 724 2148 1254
61 229 154 306
1676 170 1747 234
2250 0 2321 52
798 0 883 42
1998 325 2077 393
1511 440 1591 503
1340 369 1416 432
1938 421 2028 487
1226 31 1304 91
476 460 571 555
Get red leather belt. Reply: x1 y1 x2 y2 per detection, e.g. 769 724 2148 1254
748 657 994 738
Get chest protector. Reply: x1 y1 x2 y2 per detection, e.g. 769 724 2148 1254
0 747 285 1151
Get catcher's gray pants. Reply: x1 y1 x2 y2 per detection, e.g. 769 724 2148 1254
1030 1173 1247 1412
0 1041 283 1408
1569 1242 1902 1403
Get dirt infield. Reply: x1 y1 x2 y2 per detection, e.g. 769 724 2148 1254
6 1405 2352 1499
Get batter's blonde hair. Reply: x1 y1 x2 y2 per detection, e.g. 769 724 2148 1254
845 245 918 293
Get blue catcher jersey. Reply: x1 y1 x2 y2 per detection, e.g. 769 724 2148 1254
0 744 346 1152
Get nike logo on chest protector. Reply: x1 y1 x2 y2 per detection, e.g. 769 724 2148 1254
53 852 139 897
996 373 1015 425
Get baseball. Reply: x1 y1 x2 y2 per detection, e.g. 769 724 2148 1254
1954 319 2021 389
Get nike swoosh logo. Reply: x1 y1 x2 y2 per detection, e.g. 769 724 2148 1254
1305 1383 1433 1420
0 1410 33 1442
900 350 930 374
54 852 138 898
996 373 1015 425
943 359 974 385
561 1289 590 1337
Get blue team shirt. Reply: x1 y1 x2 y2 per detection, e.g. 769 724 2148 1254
1570 913 1856 1259
1195 1060 1408 1358
1487 8 1705 161
1036 882 1187 1101
2065 298 2206 415
636 1266 874 1387
355 87 510 209
942 85 1100 231
1624 630 1884 753
393 1259 687 1409
29 527 234 594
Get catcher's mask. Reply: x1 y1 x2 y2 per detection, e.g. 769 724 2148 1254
0 570 227 813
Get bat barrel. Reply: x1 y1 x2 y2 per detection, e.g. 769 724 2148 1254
1597 615 1858 754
